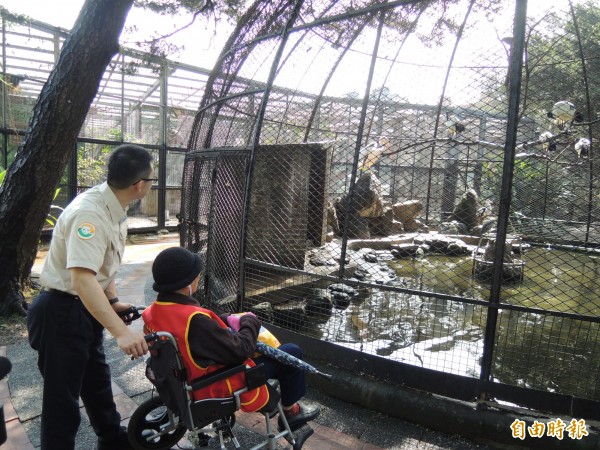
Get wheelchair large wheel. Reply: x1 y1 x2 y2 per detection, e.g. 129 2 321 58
128 396 187 450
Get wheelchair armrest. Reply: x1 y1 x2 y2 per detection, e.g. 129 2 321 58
245 363 267 391
189 364 246 390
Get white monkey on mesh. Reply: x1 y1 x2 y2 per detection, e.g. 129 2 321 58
574 137 590 160
539 131 556 154
547 101 582 130
359 136 391 171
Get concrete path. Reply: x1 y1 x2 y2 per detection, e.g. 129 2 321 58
0 236 493 449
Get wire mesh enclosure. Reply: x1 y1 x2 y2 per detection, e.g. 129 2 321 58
180 0 600 419
0 12 210 232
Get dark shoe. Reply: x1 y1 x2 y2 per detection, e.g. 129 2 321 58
278 403 320 431
97 426 133 450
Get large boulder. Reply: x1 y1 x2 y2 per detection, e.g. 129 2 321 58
369 206 404 236
273 300 306 330
304 288 333 320
439 220 469 235
403 218 426 232
392 200 423 223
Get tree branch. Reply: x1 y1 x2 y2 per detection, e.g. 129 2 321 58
135 0 215 44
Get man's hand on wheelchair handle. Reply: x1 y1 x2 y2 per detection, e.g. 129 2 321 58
116 327 148 359
113 303 142 325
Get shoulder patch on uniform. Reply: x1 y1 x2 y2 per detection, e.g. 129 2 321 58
77 222 96 240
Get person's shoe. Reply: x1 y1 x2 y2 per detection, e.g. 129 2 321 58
278 402 320 431
97 426 133 450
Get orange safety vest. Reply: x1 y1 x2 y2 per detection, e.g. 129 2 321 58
142 301 270 412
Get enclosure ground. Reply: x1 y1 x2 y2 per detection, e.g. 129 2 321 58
0 289 34 347
0 314 28 347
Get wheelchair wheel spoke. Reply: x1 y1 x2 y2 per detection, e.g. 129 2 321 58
144 406 169 430
128 397 187 450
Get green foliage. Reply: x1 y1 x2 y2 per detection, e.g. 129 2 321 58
513 159 543 182
522 1 600 124
474 1 600 124
77 143 113 186
125 0 245 68
45 188 64 228
135 0 245 19
477 2 600 223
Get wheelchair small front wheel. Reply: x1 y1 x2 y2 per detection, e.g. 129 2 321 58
128 396 187 450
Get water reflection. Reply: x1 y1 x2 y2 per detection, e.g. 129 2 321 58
305 247 600 399
494 310 600 399
306 276 488 377
384 247 600 317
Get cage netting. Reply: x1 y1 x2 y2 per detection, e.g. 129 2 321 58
180 0 600 418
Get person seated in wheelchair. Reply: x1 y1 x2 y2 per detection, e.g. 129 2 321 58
142 246 320 431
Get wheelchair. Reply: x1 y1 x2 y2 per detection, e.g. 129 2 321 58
127 331 312 450
0 356 11 446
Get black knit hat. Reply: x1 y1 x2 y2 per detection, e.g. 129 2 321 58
152 247 203 292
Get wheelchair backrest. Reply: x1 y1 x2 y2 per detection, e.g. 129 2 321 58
145 332 194 428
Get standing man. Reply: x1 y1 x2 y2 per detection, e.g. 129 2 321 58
27 144 152 450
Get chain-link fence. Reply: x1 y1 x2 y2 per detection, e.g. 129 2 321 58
183 0 600 419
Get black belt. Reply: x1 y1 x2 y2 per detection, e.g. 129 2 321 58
42 287 81 301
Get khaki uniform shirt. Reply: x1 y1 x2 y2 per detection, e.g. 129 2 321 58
41 182 128 295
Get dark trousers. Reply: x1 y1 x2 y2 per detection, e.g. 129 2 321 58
254 343 306 407
27 291 123 450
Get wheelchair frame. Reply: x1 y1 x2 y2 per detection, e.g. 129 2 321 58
127 331 302 450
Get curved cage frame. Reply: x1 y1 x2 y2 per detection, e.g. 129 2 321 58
181 0 600 420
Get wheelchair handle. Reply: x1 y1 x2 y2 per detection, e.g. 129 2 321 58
117 305 146 324
144 330 177 346
129 331 178 361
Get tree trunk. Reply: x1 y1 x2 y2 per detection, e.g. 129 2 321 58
0 0 134 316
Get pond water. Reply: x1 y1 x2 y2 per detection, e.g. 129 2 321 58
308 246 600 399
387 247 600 316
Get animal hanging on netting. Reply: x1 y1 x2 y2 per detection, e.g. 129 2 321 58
574 137 590 160
510 101 594 164
445 112 466 138
546 101 584 131
358 136 391 172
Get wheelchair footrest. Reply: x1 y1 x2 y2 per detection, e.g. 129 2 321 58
284 423 314 450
